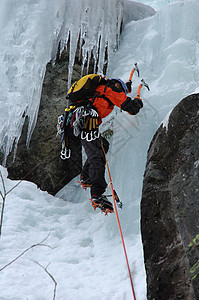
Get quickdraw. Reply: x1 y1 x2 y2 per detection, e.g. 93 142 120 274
72 106 88 137
60 136 71 160
57 105 101 160
60 145 71 160
81 130 100 142
72 106 99 142
57 114 64 136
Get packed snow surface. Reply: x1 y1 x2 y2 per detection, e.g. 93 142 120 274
1 0 199 299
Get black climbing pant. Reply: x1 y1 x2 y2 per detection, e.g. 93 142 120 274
81 136 109 198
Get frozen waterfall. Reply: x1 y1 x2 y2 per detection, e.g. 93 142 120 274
1 0 199 299
0 0 124 162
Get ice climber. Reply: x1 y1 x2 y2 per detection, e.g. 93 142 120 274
58 68 145 215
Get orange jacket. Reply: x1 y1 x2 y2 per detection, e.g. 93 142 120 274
92 83 142 124
93 85 127 123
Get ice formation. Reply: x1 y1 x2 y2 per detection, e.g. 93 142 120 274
0 0 124 163
1 0 199 299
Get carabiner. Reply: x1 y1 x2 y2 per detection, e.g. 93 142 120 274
94 131 100 139
81 131 87 140
86 132 93 142
60 147 71 160
73 123 80 137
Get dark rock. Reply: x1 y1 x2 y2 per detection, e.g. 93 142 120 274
5 52 83 195
141 94 199 299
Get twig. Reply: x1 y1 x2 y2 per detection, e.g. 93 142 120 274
0 233 53 272
6 163 41 196
0 171 6 236
0 158 54 236
0 171 6 195
35 261 57 300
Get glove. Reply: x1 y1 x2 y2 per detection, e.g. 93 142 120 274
126 80 132 93
133 97 143 108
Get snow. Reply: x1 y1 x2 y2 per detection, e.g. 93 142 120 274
0 167 145 299
193 87 199 94
1 0 199 299
162 110 172 130
130 0 184 11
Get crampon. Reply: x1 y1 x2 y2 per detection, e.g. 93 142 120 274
77 180 92 191
90 197 114 216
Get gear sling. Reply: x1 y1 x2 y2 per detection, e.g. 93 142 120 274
57 74 106 160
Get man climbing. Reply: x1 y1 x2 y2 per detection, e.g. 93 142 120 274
58 65 147 215
79 76 143 214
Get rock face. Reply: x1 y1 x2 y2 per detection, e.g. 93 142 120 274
5 53 82 195
141 93 199 299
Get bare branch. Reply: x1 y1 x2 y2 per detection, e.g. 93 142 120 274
0 171 6 236
0 171 6 196
0 195 5 237
5 154 58 197
0 233 53 272
35 261 57 300
6 163 41 196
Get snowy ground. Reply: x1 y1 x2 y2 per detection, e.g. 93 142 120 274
1 0 199 299
0 166 145 300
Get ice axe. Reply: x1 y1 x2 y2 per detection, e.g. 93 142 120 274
126 63 140 93
129 63 140 81
136 79 150 99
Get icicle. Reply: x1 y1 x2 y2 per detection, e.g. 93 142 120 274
0 0 124 162
52 0 124 86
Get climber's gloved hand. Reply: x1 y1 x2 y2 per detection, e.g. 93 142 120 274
133 97 143 108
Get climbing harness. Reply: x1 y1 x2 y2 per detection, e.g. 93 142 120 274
71 106 99 141
80 107 99 142
57 104 100 160
101 143 137 300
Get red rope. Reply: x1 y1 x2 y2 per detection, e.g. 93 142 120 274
102 145 136 300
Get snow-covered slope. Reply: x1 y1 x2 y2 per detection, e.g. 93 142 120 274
1 0 199 299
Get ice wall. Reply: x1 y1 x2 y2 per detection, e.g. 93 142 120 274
0 0 124 163
136 0 181 11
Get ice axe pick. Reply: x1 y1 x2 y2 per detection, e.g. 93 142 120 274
136 79 150 99
129 63 140 82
